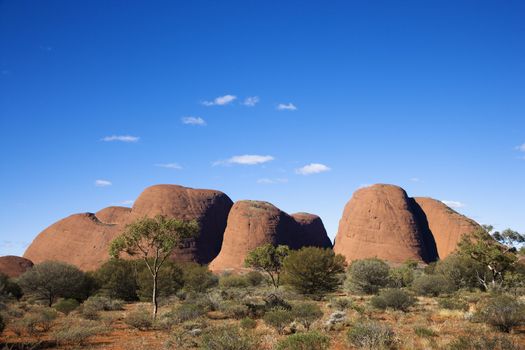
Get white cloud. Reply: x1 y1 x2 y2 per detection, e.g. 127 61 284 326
182 116 206 126
441 200 465 208
119 200 134 206
410 177 421 182
102 135 139 143
155 163 183 169
243 96 260 106
95 179 112 187
516 143 525 152
214 154 274 166
295 163 331 175
257 178 288 184
202 94 237 106
277 103 297 111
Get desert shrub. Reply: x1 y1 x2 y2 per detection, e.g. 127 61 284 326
200 324 259 350
264 308 295 334
54 317 106 346
83 295 124 311
414 326 437 337
276 331 331 350
370 288 415 312
0 273 23 300
171 302 207 323
53 298 80 315
92 259 138 301
291 302 323 331
435 253 485 291
282 247 346 298
438 297 469 311
347 320 397 350
124 307 153 330
0 314 4 334
137 259 184 301
412 274 453 296
219 273 249 288
239 317 256 329
330 297 353 310
182 263 218 293
18 261 91 306
265 293 292 311
347 259 390 294
448 333 520 350
245 271 264 286
388 265 415 288
474 294 525 332
218 301 249 319
12 306 58 336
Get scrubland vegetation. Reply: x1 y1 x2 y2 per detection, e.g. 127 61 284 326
1 225 524 349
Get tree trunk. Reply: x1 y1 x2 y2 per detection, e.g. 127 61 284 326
152 273 158 319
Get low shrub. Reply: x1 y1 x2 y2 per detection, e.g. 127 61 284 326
124 307 153 330
438 297 469 311
182 263 218 293
347 321 397 350
54 317 106 346
411 274 453 297
448 333 520 350
291 302 323 331
414 326 437 338
219 274 249 289
370 288 416 311
276 331 331 350
200 324 259 350
53 298 80 315
263 308 295 334
265 293 292 311
0 314 4 334
245 271 264 286
171 302 207 323
83 296 124 311
330 297 353 310
347 258 390 294
474 294 525 333
239 317 257 329
218 301 249 319
17 307 58 336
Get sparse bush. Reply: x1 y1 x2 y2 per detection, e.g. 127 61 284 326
84 295 124 311
291 302 323 331
263 308 295 334
93 259 138 301
240 317 256 329
200 324 259 350
347 259 390 294
330 297 353 310
54 317 106 346
53 298 80 315
412 274 453 296
414 326 437 337
218 301 249 319
245 271 264 286
182 263 218 293
124 307 153 330
282 247 346 298
171 302 207 323
0 273 23 300
347 321 396 350
0 314 4 334
11 306 58 336
276 331 331 350
435 253 485 291
219 273 249 288
370 288 415 312
474 294 525 332
448 333 520 350
438 297 469 311
265 293 292 311
388 265 415 288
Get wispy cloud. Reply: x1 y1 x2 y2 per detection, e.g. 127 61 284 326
257 178 288 184
295 163 331 175
202 94 237 106
95 179 112 187
516 143 525 153
118 200 134 206
214 154 275 166
277 103 297 111
182 116 206 126
243 96 260 106
102 135 139 143
155 163 183 170
441 200 465 208
410 177 421 182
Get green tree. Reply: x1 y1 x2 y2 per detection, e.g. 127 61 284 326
282 247 346 297
109 215 199 318
0 273 22 300
93 259 138 301
244 244 290 288
492 228 525 248
137 259 183 300
18 261 88 306
181 262 218 293
347 258 390 294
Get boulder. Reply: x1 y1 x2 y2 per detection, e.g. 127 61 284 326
0 256 34 278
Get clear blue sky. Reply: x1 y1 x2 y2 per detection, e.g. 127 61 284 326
1 1 524 256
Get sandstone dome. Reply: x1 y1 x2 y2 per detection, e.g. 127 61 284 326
0 255 34 278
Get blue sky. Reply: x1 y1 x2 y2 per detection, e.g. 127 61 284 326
1 1 524 256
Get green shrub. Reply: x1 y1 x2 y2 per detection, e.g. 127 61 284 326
263 308 295 334
83 295 124 311
92 259 138 301
330 297 353 310
264 293 292 311
245 271 264 286
182 263 218 293
239 317 256 329
448 333 520 350
137 260 184 300
124 307 153 330
276 331 330 350
54 317 106 346
438 297 469 311
11 306 58 336
414 326 437 337
475 294 525 332
218 301 249 319
219 274 249 288
370 288 416 311
388 265 415 288
347 321 396 350
291 302 323 331
53 298 80 315
347 259 390 294
171 302 207 323
282 247 346 297
435 253 485 291
412 274 453 297
200 324 259 350
0 273 23 300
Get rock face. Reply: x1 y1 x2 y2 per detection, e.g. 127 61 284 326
413 197 480 259
333 184 437 264
24 184 234 271
0 256 34 278
209 201 332 271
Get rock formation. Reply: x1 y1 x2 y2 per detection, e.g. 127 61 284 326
95 206 131 225
209 201 332 271
413 197 480 259
333 184 437 264
0 256 34 278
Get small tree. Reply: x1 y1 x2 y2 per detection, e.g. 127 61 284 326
93 259 138 301
18 261 88 306
282 247 346 297
244 244 290 289
109 215 199 318
492 228 525 249
347 258 390 294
